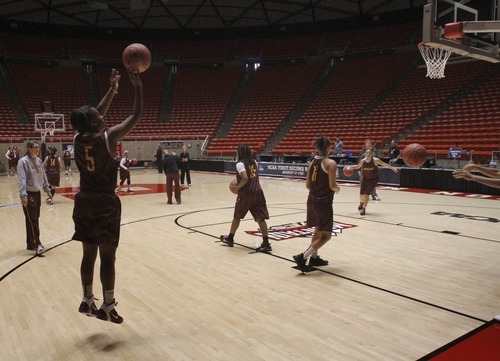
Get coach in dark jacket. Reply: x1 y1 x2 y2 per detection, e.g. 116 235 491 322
162 149 181 204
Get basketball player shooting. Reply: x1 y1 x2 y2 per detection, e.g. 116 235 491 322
70 68 143 324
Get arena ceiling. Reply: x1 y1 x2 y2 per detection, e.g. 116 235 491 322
0 0 427 31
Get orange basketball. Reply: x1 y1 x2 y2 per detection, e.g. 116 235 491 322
122 43 151 73
343 166 354 177
229 179 238 194
131 158 138 165
402 143 427 168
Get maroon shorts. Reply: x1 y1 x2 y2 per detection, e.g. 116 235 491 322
72 192 121 246
360 177 378 195
46 172 60 187
119 168 130 181
307 196 333 232
234 189 269 221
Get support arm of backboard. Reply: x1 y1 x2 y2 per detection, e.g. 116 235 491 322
423 3 500 63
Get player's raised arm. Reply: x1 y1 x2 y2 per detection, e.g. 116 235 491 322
108 71 143 147
97 68 121 117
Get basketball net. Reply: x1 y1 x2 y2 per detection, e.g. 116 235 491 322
418 42 452 79
41 126 55 143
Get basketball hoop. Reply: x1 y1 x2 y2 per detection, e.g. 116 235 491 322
40 124 55 144
418 42 452 79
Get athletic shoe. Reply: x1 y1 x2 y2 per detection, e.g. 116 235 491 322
358 202 363 210
79 295 98 317
188 184 192 187
309 256 329 266
116 188 122 192
372 194 380 201
181 184 185 187
256 243 272 253
293 253 307 273
46 197 53 205
219 235 234 247
36 244 45 255
96 300 123 324
127 188 133 192
359 207 366 215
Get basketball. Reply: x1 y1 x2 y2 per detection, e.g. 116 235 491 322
122 43 151 73
402 143 427 168
131 158 138 165
343 166 354 177
229 179 238 194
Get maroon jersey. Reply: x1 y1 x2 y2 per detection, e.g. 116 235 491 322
119 157 130 180
45 155 60 174
307 157 334 202
63 151 71 167
236 159 261 195
7 149 15 167
362 158 378 180
74 130 118 194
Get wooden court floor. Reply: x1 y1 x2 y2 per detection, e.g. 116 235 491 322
0 169 498 360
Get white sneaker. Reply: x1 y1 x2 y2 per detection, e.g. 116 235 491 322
36 245 45 255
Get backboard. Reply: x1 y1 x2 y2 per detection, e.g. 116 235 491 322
422 0 500 63
34 113 65 133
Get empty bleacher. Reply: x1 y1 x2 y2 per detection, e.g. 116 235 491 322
0 23 498 164
207 62 325 157
274 53 417 155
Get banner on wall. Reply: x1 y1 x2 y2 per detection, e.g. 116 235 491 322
258 162 308 178
62 143 74 159
160 141 183 149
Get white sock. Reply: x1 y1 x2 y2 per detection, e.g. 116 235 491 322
304 246 315 259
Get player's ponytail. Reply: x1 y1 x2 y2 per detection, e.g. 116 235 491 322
314 136 331 156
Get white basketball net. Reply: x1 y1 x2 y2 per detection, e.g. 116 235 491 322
418 42 452 79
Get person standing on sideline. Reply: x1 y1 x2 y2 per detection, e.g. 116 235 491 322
220 144 272 253
350 149 398 215
293 136 339 273
162 149 181 204
154 145 163 174
70 68 143 324
388 139 401 164
117 150 132 192
358 139 381 201
6 145 16 176
179 145 192 187
63 147 72 176
453 163 500 189
17 140 52 255
43 147 63 204
13 145 20 174
334 137 344 156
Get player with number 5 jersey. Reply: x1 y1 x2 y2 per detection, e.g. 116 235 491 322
70 68 143 324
